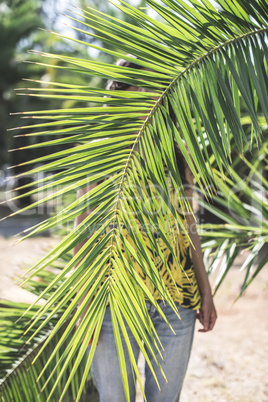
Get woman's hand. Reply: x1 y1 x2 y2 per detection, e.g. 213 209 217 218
197 294 217 332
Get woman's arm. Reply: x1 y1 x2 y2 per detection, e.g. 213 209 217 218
184 166 217 332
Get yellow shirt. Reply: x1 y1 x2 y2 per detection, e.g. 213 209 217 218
100 166 201 310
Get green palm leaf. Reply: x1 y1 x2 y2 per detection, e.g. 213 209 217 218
2 1 268 401
0 264 94 402
200 156 268 295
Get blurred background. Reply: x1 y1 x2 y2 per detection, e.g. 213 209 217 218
0 1 267 400
0 0 148 237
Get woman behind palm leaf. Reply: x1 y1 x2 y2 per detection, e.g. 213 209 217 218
74 58 217 402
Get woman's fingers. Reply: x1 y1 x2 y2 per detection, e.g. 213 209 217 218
197 308 209 332
208 309 217 331
197 302 217 332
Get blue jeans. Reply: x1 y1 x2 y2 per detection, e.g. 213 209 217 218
90 300 196 402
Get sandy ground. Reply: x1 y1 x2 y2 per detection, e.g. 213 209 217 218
181 262 268 402
0 236 267 401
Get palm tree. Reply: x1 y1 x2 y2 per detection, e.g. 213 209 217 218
1 0 267 401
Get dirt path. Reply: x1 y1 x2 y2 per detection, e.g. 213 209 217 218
0 236 267 401
0 236 58 304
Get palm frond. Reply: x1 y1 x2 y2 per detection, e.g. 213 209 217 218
199 153 268 295
0 262 95 402
2 1 268 401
